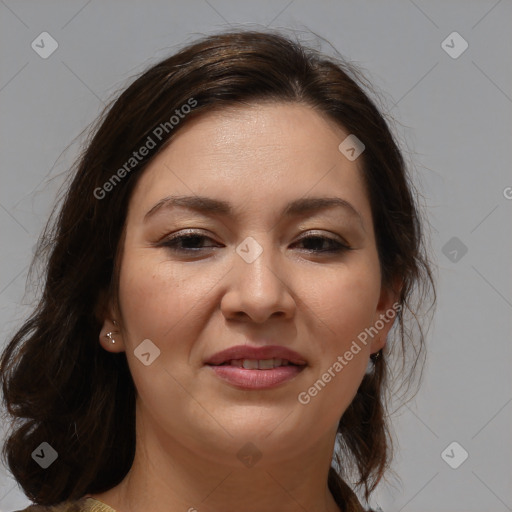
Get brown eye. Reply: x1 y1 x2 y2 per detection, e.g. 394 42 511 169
292 235 351 254
161 231 222 252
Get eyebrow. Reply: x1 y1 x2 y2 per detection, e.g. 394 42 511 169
144 194 365 229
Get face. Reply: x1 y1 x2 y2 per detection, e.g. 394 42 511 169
101 102 398 466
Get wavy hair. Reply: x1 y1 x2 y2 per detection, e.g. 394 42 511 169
0 29 436 511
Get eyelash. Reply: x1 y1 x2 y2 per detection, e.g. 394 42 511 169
159 230 352 254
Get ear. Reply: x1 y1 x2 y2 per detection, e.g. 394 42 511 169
96 291 125 353
370 276 402 354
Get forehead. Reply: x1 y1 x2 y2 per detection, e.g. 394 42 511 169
126 102 372 226
158 101 353 169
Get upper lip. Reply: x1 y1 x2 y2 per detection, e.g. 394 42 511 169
205 345 307 366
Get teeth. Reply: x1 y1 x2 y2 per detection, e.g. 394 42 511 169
258 359 275 369
242 359 259 369
232 359 290 369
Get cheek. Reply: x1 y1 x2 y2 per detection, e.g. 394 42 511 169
117 250 225 396
298 279 378 422
296 259 381 416
117 252 207 424
306 260 381 354
118 250 210 342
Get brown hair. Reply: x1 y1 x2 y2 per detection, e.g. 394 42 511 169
0 29 435 511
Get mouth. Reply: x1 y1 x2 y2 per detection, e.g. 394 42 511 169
205 345 307 389
205 344 307 366
210 358 301 369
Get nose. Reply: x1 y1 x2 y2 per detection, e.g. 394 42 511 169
220 238 296 324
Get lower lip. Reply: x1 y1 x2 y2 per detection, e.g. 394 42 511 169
207 364 305 389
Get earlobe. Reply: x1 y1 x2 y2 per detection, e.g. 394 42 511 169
99 318 125 352
96 293 125 352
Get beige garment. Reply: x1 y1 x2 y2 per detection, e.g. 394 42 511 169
14 497 116 512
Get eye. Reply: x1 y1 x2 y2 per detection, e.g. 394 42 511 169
158 230 352 255
160 231 222 252
291 233 351 254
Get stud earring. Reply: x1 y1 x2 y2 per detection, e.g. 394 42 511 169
106 332 116 344
365 349 382 375
370 350 381 363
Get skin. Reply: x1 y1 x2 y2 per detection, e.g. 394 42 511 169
91 102 399 512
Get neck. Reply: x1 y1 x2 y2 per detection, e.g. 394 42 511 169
93 408 343 512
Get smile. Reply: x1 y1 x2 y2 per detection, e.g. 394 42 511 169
214 358 297 369
206 358 306 389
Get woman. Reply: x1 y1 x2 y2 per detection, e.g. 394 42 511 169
1 30 435 512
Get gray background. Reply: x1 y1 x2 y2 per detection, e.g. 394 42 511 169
1 1 511 511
